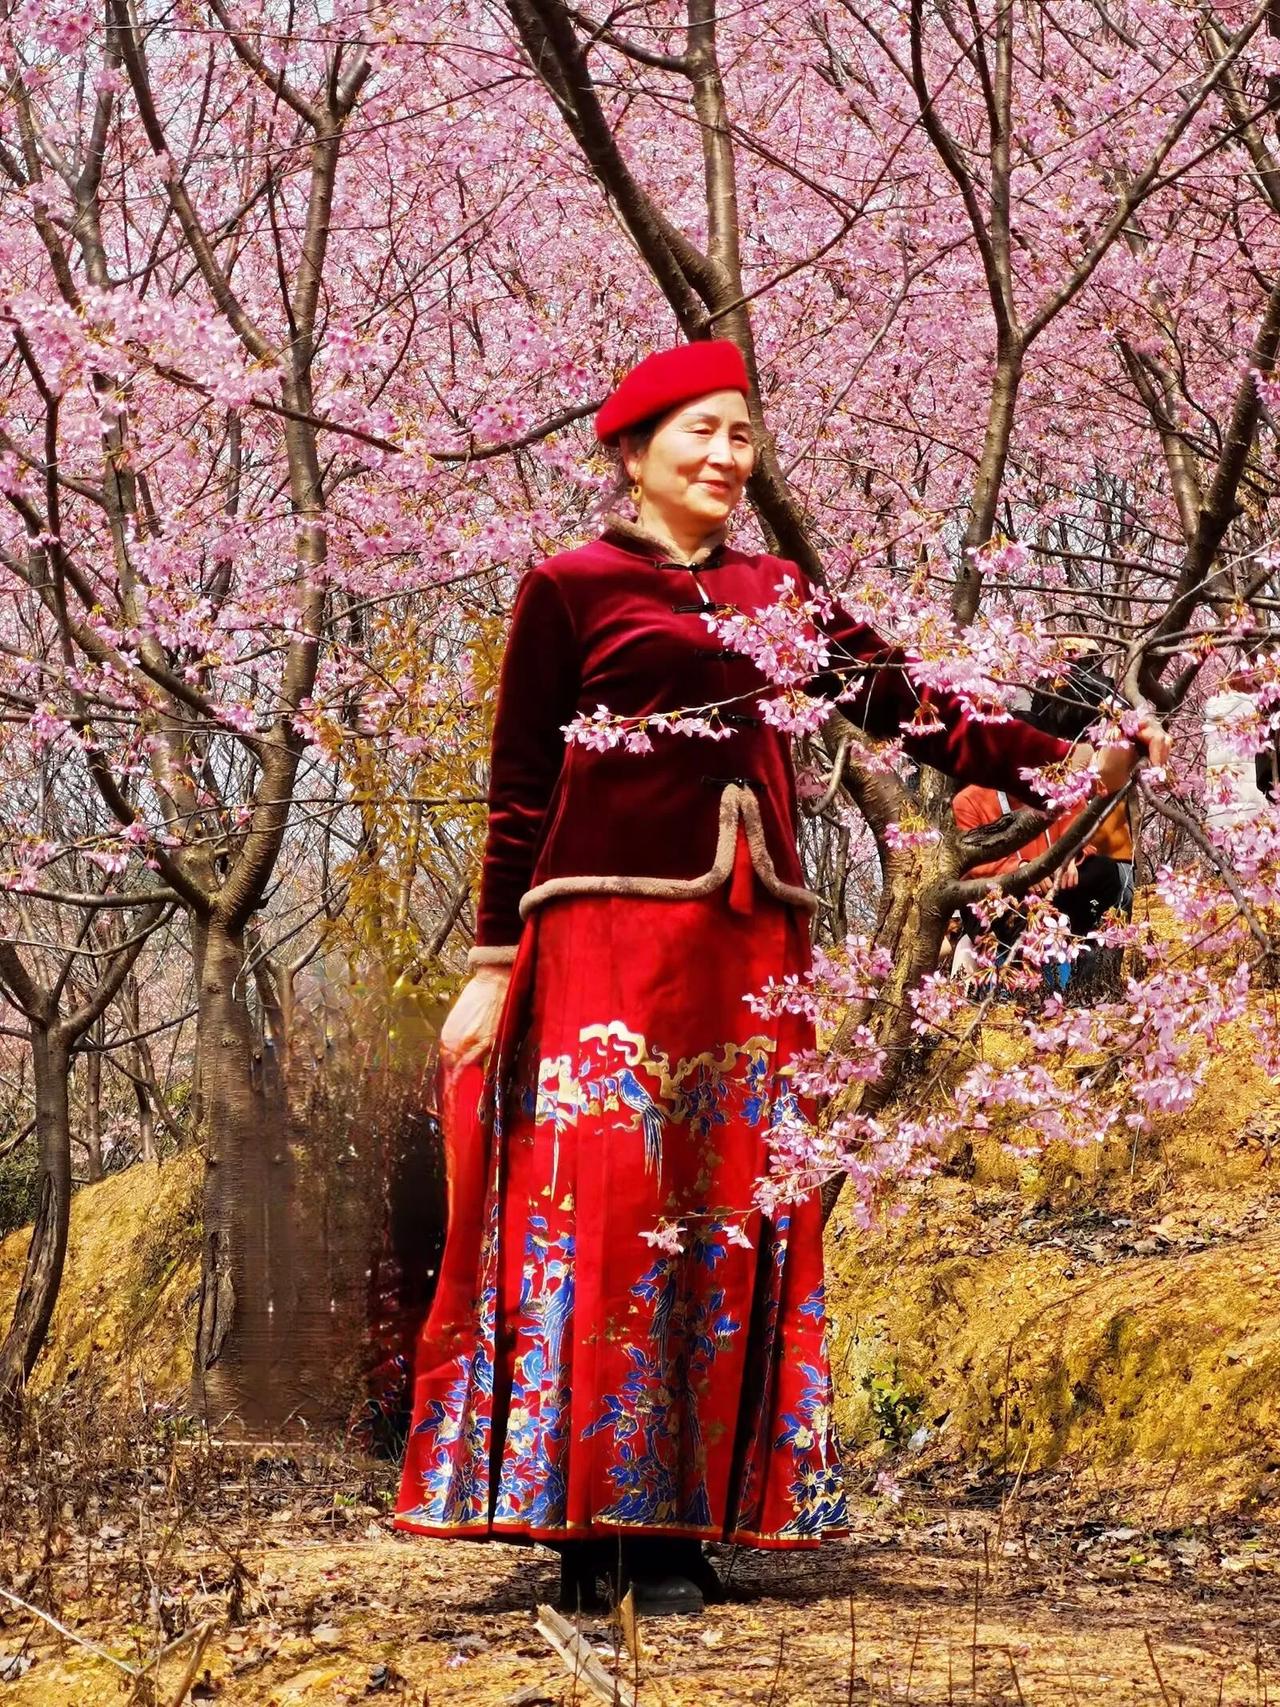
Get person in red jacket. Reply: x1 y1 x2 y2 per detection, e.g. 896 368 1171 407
394 340 1166 1614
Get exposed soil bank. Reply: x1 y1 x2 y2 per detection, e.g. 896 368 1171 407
825 1012 1280 1525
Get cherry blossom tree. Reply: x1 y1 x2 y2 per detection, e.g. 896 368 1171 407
0 0 615 1422
485 0 1280 1222
0 0 432 1421
4 0 1280 1414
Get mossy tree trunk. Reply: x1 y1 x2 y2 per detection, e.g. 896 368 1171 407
190 917 333 1432
189 919 431 1435
0 1023 72 1417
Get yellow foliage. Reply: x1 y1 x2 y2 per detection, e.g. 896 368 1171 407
323 600 506 1002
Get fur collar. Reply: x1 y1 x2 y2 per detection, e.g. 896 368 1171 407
601 512 728 568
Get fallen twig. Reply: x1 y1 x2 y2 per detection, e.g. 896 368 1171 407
905 1613 922 1705
0 1582 138 1678
0 1579 217 1701
846 1594 857 1706
766 1628 786 1706
161 1620 216 1707
1003 1647 1027 1707
1145 1631 1176 1707
137 1617 218 1681
534 1603 637 1707
993 1437 1034 1567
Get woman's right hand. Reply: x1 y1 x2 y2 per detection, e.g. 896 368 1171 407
439 967 513 1073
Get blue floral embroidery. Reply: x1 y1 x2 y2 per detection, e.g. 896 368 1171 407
399 1160 501 1528
772 1358 847 1539
742 1050 775 1126
613 1067 667 1175
583 1235 742 1529
401 1020 845 1543
493 1221 576 1527
522 1022 777 1185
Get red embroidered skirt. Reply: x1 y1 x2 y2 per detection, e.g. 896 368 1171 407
394 834 846 1547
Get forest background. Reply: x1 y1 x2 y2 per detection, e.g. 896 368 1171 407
2 0 1280 1698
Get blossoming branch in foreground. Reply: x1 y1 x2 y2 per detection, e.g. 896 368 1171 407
639 1217 754 1256
742 899 1264 1229
560 570 1092 757
561 704 734 751
702 575 834 689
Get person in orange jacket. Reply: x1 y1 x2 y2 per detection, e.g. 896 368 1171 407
952 655 1139 989
1027 664 1136 966
951 783 1089 971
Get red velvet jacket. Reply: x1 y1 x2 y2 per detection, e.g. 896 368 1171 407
469 523 1070 962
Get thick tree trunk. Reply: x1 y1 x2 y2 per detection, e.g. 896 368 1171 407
190 920 423 1435
191 918 283 1427
0 1026 73 1418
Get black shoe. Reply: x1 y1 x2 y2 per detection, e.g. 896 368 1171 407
682 1547 727 1605
556 1542 608 1613
629 1571 704 1616
620 1537 709 1617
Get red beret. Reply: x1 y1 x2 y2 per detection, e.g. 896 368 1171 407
596 340 751 445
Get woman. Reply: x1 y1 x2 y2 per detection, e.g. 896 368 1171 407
394 340 1164 1613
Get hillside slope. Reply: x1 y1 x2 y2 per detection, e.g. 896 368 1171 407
3 1013 1279 1526
0 1151 201 1408
825 1014 1280 1520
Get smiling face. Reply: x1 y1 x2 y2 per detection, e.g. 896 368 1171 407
623 389 755 542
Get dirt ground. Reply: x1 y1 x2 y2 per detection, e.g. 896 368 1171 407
1 1441 1278 1707
5 979 1280 1703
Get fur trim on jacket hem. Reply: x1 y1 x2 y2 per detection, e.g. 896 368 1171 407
516 784 819 920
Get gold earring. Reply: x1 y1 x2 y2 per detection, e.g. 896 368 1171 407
629 480 641 503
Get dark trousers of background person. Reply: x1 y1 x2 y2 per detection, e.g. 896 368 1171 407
959 857 1129 999
1258 744 1279 801
1053 854 1128 999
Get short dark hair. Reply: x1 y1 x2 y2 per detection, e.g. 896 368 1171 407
599 414 664 513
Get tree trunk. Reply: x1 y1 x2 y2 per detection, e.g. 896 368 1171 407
191 917 281 1427
82 1042 103 1182
189 919 402 1434
135 1069 156 1164
954 351 1024 623
123 974 158 1162
0 1025 73 1418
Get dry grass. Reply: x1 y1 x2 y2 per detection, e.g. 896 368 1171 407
1 1428 1279 1705
4 965 1280 1700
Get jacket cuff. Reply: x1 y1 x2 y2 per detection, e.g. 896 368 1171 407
467 944 518 970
